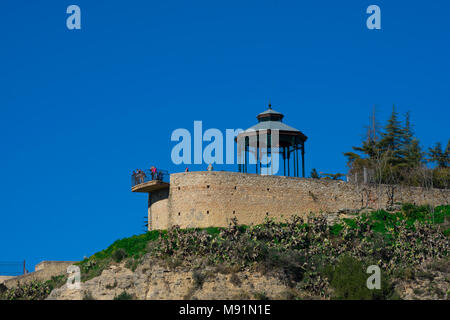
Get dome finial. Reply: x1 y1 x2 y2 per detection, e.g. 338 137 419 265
268 99 272 109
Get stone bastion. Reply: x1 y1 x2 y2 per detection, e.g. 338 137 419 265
141 171 450 230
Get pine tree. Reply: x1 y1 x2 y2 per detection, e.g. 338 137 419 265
428 141 449 168
378 105 403 164
446 139 450 161
345 106 381 162
401 112 413 150
310 168 320 179
400 111 423 166
405 138 424 166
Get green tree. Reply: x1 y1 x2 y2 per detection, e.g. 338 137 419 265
399 112 423 166
321 172 345 180
378 106 403 163
428 141 449 168
344 107 380 167
404 139 424 166
310 168 320 179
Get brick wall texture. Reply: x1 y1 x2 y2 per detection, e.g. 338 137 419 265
148 171 450 230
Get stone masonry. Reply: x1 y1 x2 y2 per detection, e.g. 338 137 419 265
148 171 450 230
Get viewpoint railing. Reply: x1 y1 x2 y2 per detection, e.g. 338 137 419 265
131 169 169 187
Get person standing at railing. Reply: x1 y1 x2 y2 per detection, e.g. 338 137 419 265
132 170 137 185
135 169 141 184
150 166 156 180
135 169 144 184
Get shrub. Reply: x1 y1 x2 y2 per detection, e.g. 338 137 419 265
259 249 306 287
112 248 127 263
114 291 134 300
192 270 206 289
82 291 95 300
325 256 397 300
0 281 52 300
253 291 269 300
229 273 241 286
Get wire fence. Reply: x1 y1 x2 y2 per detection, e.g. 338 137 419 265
0 261 25 276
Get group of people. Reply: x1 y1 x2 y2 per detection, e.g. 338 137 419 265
132 166 162 185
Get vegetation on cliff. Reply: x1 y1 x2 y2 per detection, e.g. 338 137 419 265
0 275 66 300
2 204 449 300
77 204 449 300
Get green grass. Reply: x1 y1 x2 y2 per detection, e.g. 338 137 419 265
444 228 450 237
89 230 163 260
331 204 450 237
75 226 229 281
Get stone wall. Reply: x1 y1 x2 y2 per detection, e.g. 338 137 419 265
148 171 450 230
149 188 170 231
3 261 76 288
0 276 15 284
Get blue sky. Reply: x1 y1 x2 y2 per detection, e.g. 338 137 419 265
0 0 449 272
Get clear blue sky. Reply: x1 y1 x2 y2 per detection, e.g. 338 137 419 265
0 0 449 272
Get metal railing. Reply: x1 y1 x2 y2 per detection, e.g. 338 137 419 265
131 169 169 187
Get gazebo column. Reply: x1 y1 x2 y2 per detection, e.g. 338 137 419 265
256 135 259 174
287 145 290 176
293 145 296 177
294 142 298 177
247 138 250 174
290 138 296 177
244 138 247 173
301 142 305 178
283 147 286 176
267 134 272 175
296 143 299 177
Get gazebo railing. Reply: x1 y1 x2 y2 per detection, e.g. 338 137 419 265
131 169 169 187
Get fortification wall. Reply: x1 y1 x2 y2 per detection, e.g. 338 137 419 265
148 188 170 231
149 171 450 230
0 276 14 284
3 261 76 289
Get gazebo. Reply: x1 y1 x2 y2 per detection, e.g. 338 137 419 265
236 104 308 177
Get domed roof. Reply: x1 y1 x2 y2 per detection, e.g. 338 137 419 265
238 103 307 142
256 104 284 122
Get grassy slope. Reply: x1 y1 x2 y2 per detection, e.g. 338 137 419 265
77 204 450 283
3 204 447 300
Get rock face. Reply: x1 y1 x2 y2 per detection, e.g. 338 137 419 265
46 254 450 300
395 263 450 300
47 257 292 300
